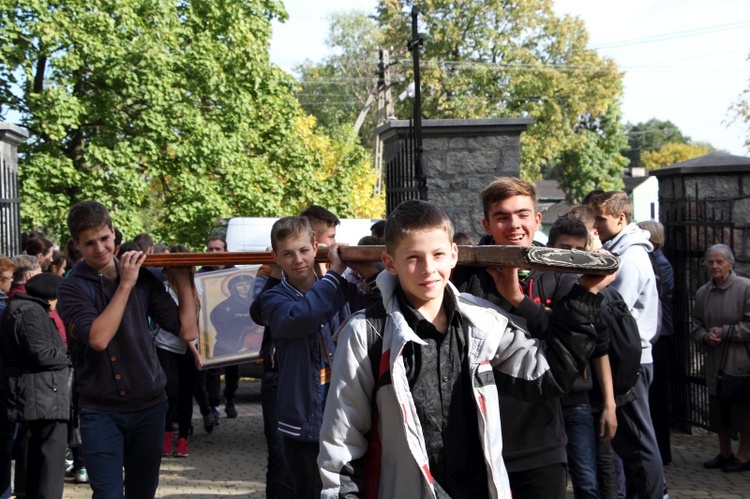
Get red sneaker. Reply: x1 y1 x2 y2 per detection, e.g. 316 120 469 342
163 431 173 456
174 437 189 457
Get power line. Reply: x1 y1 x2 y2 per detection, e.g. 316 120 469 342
592 20 750 50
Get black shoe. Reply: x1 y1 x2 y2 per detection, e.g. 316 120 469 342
723 456 750 472
225 399 238 418
704 453 735 469
203 413 215 433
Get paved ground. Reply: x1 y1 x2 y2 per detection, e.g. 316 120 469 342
58 378 750 498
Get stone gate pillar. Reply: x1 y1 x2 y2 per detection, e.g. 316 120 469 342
376 118 532 240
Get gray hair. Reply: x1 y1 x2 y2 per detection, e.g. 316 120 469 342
705 244 735 264
11 254 41 283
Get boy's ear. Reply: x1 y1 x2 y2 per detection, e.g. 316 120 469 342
450 242 458 269
381 251 398 275
482 218 491 235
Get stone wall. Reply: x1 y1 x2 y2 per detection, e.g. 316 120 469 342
375 118 532 240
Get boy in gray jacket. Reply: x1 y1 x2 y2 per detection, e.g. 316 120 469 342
319 200 613 498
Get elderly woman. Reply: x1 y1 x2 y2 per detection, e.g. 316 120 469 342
692 244 750 472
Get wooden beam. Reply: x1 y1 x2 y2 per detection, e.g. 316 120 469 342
143 245 618 275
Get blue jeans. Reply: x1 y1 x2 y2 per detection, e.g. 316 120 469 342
80 401 167 499
563 403 600 499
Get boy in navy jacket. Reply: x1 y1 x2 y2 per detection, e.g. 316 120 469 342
57 201 197 498
250 216 379 499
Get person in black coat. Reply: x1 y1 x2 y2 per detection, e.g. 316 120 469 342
0 272 71 499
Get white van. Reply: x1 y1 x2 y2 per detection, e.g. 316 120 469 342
211 217 381 252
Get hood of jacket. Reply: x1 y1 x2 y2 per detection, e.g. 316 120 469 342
603 223 653 256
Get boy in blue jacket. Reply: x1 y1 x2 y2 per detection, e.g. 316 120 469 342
250 216 380 499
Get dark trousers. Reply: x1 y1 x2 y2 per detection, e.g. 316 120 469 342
283 437 322 499
206 366 239 408
612 363 664 499
593 409 619 499
0 420 15 499
157 348 198 439
80 401 167 499
25 420 67 499
507 462 567 499
649 336 673 465
261 371 293 499
193 370 211 416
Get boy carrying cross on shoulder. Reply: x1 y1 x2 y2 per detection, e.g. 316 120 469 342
250 216 380 499
318 200 613 499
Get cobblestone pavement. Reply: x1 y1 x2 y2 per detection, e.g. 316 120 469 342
58 378 750 498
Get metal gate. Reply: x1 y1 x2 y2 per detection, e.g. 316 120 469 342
0 129 23 257
384 121 427 214
662 181 741 431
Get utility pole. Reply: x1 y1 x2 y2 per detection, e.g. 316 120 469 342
373 49 394 196
408 6 427 200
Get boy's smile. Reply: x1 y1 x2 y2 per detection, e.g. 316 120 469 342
382 229 457 318
482 195 541 247
273 234 318 291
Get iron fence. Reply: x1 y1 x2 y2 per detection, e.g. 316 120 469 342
662 180 746 431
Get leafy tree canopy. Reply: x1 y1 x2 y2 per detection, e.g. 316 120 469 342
373 0 627 201
295 1 628 202
0 0 382 248
641 142 711 170
623 118 691 168
295 11 384 143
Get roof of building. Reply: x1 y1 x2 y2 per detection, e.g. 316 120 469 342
651 151 750 176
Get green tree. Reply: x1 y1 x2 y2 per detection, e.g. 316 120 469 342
295 11 384 142
623 119 690 167
555 102 627 202
374 0 627 193
641 142 711 170
0 0 382 248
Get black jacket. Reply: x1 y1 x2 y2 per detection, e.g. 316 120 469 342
57 260 181 412
0 294 71 422
451 251 601 472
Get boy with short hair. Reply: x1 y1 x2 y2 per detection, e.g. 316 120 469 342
57 200 198 498
548 215 619 498
250 216 379 499
590 191 665 499
319 200 611 498
299 204 339 247
452 177 606 498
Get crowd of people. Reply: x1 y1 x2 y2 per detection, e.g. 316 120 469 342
0 175 748 499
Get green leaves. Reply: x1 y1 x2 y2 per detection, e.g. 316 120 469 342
2 0 382 248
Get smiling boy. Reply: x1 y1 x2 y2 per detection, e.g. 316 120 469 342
56 200 198 498
450 177 615 498
319 200 610 498
250 216 379 499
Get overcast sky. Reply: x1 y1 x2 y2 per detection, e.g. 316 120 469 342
270 0 750 156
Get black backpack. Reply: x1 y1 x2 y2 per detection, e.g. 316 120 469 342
592 288 642 403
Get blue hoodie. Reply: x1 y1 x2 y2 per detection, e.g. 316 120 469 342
603 223 659 364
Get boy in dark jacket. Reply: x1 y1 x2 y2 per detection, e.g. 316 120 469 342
451 177 611 498
0 272 71 499
250 216 379 499
57 201 197 499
